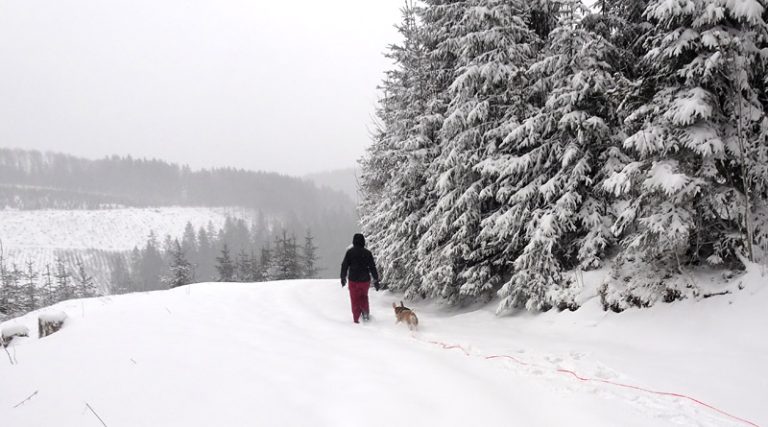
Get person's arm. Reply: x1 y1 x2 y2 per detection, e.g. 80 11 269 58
340 250 350 287
368 251 379 285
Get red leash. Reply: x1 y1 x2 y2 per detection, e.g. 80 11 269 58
415 335 760 427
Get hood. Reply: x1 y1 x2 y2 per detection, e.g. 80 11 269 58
352 233 366 248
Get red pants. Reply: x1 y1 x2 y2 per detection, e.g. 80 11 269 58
348 281 370 323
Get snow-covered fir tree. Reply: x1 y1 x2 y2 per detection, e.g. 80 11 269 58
248 251 262 282
361 1 440 297
489 0 622 311
181 222 198 255
74 258 97 298
139 232 166 291
54 257 75 302
268 231 300 281
582 0 650 77
602 0 768 307
415 0 537 304
360 0 768 311
0 244 13 316
301 230 320 279
259 244 274 281
21 261 39 312
109 254 133 295
164 240 194 288
196 226 215 282
0 258 22 316
215 244 235 282
235 250 254 282
42 264 57 307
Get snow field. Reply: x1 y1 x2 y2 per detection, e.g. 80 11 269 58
0 207 255 252
0 274 765 427
0 207 256 289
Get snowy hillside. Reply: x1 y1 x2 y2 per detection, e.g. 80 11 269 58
0 207 254 252
1 271 765 426
0 207 255 285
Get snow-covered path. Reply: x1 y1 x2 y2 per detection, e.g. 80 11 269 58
1 279 765 426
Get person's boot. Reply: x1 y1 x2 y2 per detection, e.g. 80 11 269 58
361 311 370 322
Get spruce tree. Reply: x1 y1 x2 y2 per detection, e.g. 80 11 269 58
235 250 252 282
129 248 143 292
196 226 215 282
248 250 262 282
181 222 198 254
300 230 320 279
0 242 11 316
109 254 133 294
215 244 235 282
275 231 300 280
164 240 194 288
582 0 651 77
161 234 174 263
54 257 75 302
259 244 275 281
74 258 97 298
7 264 23 315
605 0 768 298
416 0 537 304
492 0 622 311
42 264 56 307
140 232 166 291
0 260 22 316
360 0 768 311
250 211 269 248
22 261 39 312
361 0 458 299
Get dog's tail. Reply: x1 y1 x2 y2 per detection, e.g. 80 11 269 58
408 313 419 330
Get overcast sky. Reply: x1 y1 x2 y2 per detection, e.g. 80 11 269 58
0 0 402 176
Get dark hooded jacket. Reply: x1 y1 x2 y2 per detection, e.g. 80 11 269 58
340 234 379 283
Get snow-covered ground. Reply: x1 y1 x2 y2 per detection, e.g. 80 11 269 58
1 269 765 426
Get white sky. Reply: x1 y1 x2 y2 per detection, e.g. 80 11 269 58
0 0 402 176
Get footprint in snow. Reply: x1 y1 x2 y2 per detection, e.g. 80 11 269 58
593 365 618 380
545 355 564 364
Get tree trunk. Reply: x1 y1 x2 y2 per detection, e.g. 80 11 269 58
38 312 67 338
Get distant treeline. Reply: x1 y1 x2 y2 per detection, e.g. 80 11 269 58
0 250 98 319
0 148 352 212
114 216 322 293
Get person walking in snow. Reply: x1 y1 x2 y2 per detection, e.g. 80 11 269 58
340 233 380 323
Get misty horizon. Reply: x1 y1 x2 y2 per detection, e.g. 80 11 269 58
0 0 401 176
0 145 359 179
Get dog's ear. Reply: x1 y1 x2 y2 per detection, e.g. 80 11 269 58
400 301 404 307
392 302 396 309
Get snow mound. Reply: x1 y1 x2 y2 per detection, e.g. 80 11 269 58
38 311 67 324
0 280 765 426
1 325 29 340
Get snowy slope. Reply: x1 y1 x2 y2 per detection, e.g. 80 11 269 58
0 207 255 286
0 207 254 252
0 273 765 427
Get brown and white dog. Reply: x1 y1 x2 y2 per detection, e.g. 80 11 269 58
393 301 419 330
